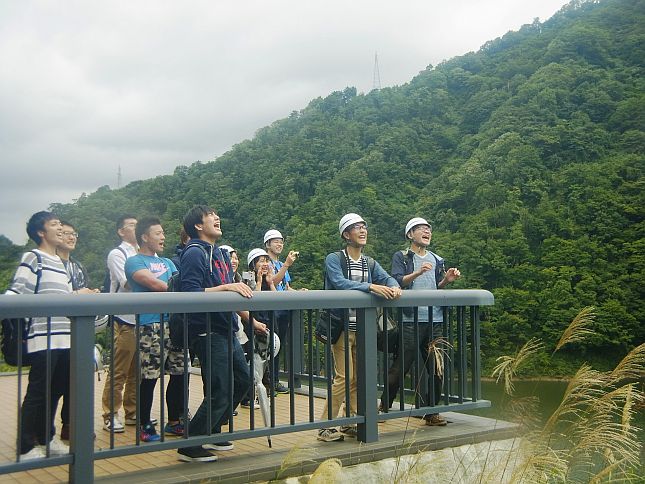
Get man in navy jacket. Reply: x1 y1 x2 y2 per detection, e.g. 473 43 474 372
177 205 267 463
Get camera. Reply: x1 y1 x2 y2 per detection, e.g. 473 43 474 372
242 271 254 281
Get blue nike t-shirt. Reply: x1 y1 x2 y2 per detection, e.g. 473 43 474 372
125 254 177 325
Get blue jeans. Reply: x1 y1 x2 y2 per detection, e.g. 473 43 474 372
187 332 250 439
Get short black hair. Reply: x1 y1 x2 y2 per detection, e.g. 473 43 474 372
183 205 215 239
116 214 137 233
60 220 76 231
136 216 162 246
26 211 58 245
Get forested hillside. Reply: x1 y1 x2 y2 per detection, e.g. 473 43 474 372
2 0 643 374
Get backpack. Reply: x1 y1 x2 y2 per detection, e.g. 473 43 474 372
101 246 127 293
314 250 378 345
1 250 43 366
398 248 446 318
168 243 210 348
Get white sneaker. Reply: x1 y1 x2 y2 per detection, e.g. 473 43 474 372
21 446 46 460
104 416 125 432
46 437 69 455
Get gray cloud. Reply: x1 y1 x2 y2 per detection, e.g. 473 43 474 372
0 0 565 244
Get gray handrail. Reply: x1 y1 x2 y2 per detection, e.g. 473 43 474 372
0 289 493 318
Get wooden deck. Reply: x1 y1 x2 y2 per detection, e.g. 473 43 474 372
0 372 517 483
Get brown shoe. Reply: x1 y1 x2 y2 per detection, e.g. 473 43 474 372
425 414 447 426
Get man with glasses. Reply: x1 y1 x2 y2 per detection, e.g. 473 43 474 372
379 217 461 426
56 221 99 440
317 213 401 442
101 215 139 433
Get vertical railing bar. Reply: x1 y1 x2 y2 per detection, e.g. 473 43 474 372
44 316 52 456
289 310 295 425
307 309 314 422
470 306 481 401
159 315 166 442
249 311 255 431
414 311 421 409
325 311 333 421
343 317 350 418
109 315 116 448
205 313 212 437
269 311 276 428
227 319 234 433
442 307 450 405
182 313 189 440
135 316 141 445
458 306 466 403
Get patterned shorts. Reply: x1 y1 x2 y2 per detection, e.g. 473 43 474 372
139 323 185 379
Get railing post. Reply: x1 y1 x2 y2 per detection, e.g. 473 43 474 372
290 309 302 389
69 315 95 483
356 307 378 443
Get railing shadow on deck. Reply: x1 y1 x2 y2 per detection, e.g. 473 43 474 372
0 288 493 482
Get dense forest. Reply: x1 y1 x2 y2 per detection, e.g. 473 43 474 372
1 0 643 375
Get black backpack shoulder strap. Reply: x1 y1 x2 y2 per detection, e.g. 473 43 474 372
28 250 43 294
336 250 349 279
183 243 212 274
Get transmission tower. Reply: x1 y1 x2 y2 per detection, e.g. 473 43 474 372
372 52 381 91
117 165 122 189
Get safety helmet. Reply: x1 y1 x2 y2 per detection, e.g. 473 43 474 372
247 248 269 268
339 213 366 235
219 244 235 254
254 332 281 359
94 315 109 334
263 229 283 245
405 217 430 238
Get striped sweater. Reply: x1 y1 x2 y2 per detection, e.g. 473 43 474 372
5 249 73 353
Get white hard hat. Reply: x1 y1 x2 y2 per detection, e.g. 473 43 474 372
339 213 365 235
94 315 109 333
405 217 430 238
254 332 281 358
219 244 235 254
263 229 283 244
247 248 269 268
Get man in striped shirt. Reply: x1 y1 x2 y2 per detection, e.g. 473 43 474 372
6 212 82 459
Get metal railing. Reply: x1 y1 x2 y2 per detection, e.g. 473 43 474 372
0 289 493 482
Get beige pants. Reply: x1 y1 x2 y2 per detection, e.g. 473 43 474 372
101 321 138 420
320 330 358 420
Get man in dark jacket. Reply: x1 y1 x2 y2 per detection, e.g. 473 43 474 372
380 217 461 426
177 205 267 463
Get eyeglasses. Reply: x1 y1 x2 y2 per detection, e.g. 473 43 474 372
350 223 368 231
415 225 432 233
63 231 79 238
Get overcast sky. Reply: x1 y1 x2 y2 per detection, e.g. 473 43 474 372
0 0 567 244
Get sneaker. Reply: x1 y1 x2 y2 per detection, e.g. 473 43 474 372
178 446 218 463
125 417 157 425
274 382 289 394
317 428 344 442
103 416 125 433
425 413 447 426
164 422 184 436
60 424 70 441
140 423 161 442
203 441 234 451
21 447 46 461
46 437 69 455
339 425 358 438
241 398 260 409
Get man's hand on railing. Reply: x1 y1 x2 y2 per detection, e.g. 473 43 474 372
222 282 254 298
369 284 402 300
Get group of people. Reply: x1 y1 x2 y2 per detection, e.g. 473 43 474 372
5 205 460 463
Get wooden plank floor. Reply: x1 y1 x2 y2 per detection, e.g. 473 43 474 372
0 371 430 483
